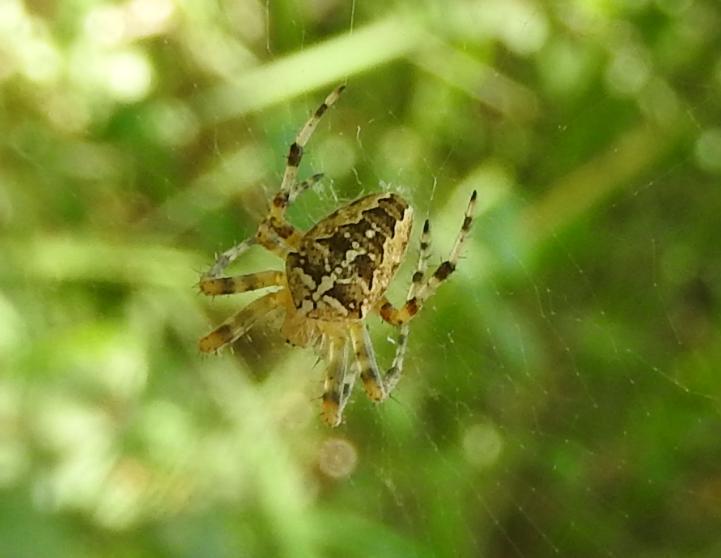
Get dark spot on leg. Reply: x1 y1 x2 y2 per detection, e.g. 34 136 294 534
287 142 303 167
214 324 233 341
274 223 295 239
406 297 418 317
321 390 341 426
315 103 328 118
412 271 424 284
273 192 289 208
221 277 235 294
434 261 456 281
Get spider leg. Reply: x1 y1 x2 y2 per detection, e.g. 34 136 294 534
259 86 345 257
205 238 256 279
382 218 432 394
199 270 284 296
270 85 345 221
199 291 282 352
349 322 386 402
320 335 350 427
205 233 295 279
415 190 477 303
290 173 324 203
376 190 477 328
205 87 343 281
339 345 360 413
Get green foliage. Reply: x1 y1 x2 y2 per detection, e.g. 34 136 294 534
1 0 720 557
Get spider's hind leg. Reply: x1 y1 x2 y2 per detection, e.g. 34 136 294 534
415 190 477 304
377 190 477 327
349 322 386 403
383 218 432 394
320 336 351 427
375 190 478 394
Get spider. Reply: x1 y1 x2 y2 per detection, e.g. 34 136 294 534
198 85 477 426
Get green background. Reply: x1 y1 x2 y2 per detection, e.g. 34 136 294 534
1 0 720 556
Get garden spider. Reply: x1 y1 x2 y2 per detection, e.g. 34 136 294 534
199 85 477 426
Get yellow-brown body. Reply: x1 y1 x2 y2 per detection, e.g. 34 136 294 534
285 193 413 321
198 85 476 427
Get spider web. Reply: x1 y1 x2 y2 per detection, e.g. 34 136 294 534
217 3 721 558
2 1 720 558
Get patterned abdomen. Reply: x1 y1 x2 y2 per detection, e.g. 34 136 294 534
286 193 413 320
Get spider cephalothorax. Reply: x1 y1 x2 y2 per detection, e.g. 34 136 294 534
199 86 476 426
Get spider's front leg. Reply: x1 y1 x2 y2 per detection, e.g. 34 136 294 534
270 85 345 222
255 85 346 259
202 178 312 278
203 86 345 279
255 174 325 256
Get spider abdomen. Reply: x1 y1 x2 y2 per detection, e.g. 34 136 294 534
286 193 413 321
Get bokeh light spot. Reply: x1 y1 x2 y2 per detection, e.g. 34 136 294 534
496 0 549 55
85 6 126 46
694 128 721 174
21 38 61 84
145 100 199 147
606 48 652 96
128 0 175 35
318 437 358 479
105 50 153 102
462 422 503 469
